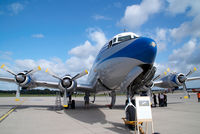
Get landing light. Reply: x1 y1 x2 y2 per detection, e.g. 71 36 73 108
150 42 156 47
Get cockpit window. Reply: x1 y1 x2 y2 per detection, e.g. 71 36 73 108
118 35 131 42
112 38 116 43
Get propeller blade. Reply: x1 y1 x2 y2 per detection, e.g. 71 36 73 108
45 68 62 80
186 67 197 77
72 70 88 80
153 71 168 81
1 64 16 76
26 66 41 75
182 83 189 99
153 74 161 81
16 85 20 101
167 68 170 73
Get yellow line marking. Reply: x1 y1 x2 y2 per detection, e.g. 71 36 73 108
0 99 26 122
0 106 17 122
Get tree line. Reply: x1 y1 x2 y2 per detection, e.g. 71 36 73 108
0 89 57 95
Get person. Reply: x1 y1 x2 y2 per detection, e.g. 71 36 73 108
197 92 200 102
158 93 161 107
84 93 90 109
153 93 157 107
164 93 167 107
160 93 164 107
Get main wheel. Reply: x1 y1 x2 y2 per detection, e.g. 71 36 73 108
71 100 75 109
125 105 136 130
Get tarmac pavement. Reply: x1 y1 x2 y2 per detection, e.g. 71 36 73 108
0 93 199 134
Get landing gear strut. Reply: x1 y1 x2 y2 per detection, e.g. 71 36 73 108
125 87 136 130
63 90 75 109
109 91 116 109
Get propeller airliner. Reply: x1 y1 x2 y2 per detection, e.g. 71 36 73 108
1 32 200 129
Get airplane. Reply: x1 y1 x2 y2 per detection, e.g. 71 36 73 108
0 32 158 129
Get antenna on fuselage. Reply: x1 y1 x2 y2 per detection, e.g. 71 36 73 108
121 28 128 32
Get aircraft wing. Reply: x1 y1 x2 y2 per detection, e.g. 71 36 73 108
0 77 15 83
35 81 94 93
0 76 94 93
153 76 200 87
153 80 163 87
186 77 200 81
34 80 59 89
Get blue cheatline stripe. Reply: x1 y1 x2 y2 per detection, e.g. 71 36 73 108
171 74 177 84
97 37 157 65
25 76 32 85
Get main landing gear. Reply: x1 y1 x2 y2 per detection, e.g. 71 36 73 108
63 89 75 109
108 91 116 109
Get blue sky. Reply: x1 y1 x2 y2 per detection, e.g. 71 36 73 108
0 0 200 90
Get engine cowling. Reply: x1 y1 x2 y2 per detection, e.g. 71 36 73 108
14 72 32 87
58 75 77 92
159 73 187 88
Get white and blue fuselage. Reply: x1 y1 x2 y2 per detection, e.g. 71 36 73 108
87 32 157 94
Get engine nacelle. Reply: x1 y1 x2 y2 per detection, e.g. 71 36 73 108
14 72 33 87
158 73 186 88
58 75 77 92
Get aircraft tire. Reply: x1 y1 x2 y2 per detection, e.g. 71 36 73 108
71 100 75 109
125 99 128 106
125 105 136 130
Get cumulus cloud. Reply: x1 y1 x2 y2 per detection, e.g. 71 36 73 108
167 0 200 16
119 0 161 29
32 34 45 38
8 2 24 15
67 28 107 73
154 38 200 78
167 0 200 41
154 28 168 52
169 39 196 62
170 15 200 41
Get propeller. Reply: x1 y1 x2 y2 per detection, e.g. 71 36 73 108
168 67 197 99
45 68 88 108
45 69 88 89
1 64 41 101
181 67 197 99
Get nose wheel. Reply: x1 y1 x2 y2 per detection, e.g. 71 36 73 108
125 98 136 130
125 86 137 130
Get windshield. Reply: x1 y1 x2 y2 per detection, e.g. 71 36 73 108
118 35 131 42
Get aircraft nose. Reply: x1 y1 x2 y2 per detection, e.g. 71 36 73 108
132 37 157 64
